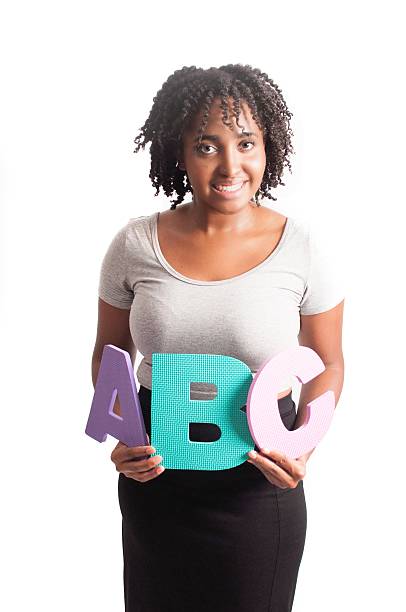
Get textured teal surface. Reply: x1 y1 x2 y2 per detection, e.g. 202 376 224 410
151 353 255 470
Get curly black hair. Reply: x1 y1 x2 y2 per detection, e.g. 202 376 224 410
133 64 294 210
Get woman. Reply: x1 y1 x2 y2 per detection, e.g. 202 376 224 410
91 64 345 611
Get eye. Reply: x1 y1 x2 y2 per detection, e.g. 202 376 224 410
195 140 255 155
196 144 217 155
241 140 255 150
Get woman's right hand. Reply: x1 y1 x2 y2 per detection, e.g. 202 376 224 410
111 436 165 483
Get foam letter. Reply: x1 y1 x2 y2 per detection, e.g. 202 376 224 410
85 344 148 448
246 346 335 458
151 353 254 470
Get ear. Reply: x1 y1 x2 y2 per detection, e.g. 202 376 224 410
177 160 185 171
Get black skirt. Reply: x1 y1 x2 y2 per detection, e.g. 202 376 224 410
119 385 307 612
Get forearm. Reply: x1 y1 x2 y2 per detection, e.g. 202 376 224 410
91 359 101 390
294 362 344 463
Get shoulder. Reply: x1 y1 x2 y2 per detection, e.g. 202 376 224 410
125 212 158 245
284 215 338 254
127 212 155 230
156 202 192 234
100 212 159 263
258 207 287 233
258 211 309 253
257 207 307 242
104 214 151 240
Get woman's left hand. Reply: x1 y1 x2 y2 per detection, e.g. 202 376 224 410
246 449 307 489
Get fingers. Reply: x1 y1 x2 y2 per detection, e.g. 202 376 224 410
111 441 155 463
121 454 163 473
248 456 290 489
260 449 306 481
110 440 165 483
121 455 165 483
247 449 305 489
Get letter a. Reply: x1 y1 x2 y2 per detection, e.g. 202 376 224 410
85 344 148 448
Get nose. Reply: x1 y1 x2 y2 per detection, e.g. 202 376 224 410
217 144 242 177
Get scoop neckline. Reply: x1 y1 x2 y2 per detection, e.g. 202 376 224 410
151 211 292 286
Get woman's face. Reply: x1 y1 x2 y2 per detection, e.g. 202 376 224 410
180 97 266 212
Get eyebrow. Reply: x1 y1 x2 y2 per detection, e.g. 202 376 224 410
194 131 259 142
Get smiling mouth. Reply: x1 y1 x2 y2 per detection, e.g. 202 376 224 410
211 181 247 193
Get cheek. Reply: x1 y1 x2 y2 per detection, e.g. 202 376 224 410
250 153 267 176
187 161 212 184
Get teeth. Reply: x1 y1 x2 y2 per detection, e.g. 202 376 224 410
213 183 244 192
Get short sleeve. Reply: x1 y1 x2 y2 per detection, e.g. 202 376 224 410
300 223 345 315
98 223 134 309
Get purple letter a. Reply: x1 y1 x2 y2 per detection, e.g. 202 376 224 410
85 344 147 448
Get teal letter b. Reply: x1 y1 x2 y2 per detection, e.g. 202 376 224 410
151 353 254 470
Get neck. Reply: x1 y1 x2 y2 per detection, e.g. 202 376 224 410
187 197 259 235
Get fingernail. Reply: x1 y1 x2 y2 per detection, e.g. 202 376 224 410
261 448 270 454
248 451 257 459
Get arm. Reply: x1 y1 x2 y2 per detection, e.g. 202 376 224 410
91 297 137 416
92 298 164 480
295 299 345 463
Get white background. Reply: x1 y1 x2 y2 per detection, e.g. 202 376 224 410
1 1 404 610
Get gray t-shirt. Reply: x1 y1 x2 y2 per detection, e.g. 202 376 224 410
98 211 345 398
